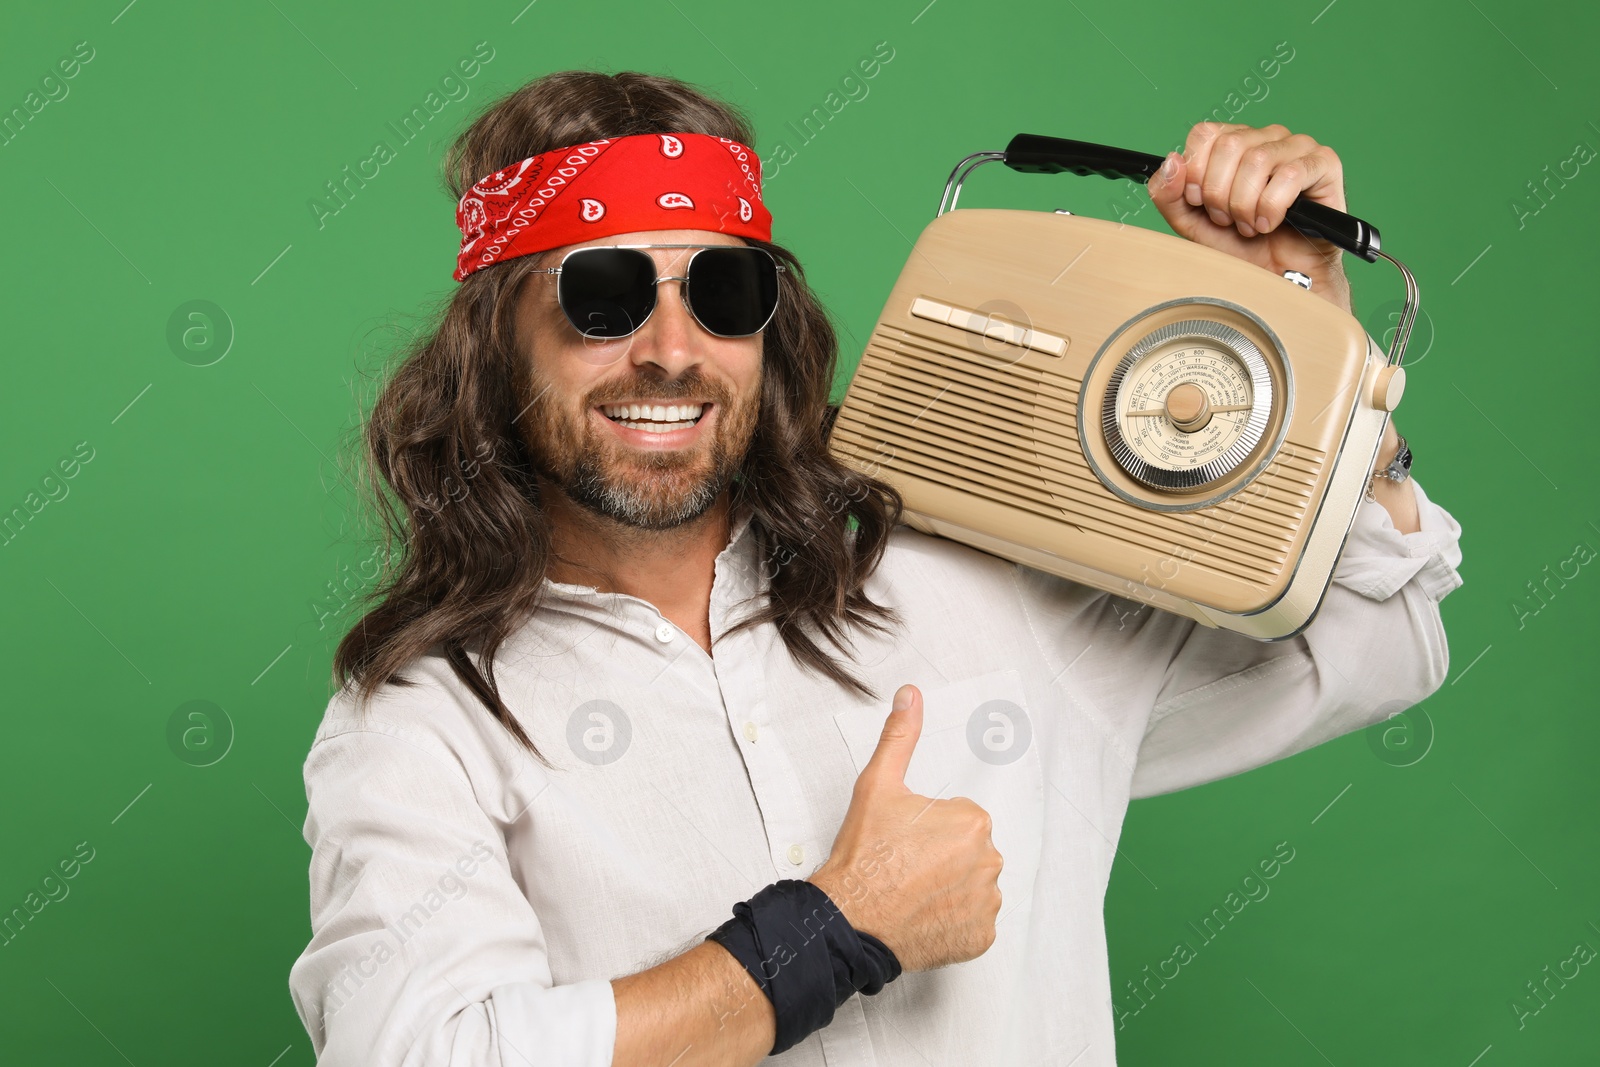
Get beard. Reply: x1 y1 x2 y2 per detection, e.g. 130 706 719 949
521 365 761 532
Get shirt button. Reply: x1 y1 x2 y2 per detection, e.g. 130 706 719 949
787 844 804 865
743 721 758 744
654 622 674 643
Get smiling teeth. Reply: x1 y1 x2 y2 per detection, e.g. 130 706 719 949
601 403 705 422
615 419 697 433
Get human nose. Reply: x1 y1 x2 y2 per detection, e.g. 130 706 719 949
624 271 702 372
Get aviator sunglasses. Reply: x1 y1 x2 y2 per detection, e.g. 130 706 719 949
532 244 786 340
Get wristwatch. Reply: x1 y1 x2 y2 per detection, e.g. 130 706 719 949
1367 433 1412 499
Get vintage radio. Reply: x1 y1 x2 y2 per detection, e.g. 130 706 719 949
827 134 1420 639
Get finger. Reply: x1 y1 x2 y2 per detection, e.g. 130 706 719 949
1254 150 1321 234
1177 122 1260 209
862 684 922 789
1145 151 1212 244
1229 131 1318 236
1146 150 1181 208
1255 147 1346 243
1198 124 1289 231
1179 121 1248 208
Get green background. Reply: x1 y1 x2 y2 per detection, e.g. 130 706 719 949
2 1 1593 1063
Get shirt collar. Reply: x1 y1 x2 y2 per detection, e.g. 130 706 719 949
538 495 760 605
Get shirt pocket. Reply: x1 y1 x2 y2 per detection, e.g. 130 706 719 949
831 668 1045 923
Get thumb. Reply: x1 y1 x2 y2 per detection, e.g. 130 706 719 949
861 684 922 789
1145 150 1205 242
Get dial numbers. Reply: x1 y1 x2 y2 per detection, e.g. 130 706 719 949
1116 342 1255 472
1099 319 1275 491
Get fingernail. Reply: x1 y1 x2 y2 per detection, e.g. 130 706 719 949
1255 215 1270 233
1184 183 1202 206
893 685 912 711
1157 152 1177 181
1207 207 1230 226
1237 220 1256 237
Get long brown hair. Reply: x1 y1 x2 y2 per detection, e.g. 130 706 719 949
333 70 906 767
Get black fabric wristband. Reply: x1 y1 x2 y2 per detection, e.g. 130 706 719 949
705 878 903 1055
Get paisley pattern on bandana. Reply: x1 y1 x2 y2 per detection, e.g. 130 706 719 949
452 132 771 281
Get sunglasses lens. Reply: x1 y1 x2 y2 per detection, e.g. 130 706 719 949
688 247 780 337
559 248 657 339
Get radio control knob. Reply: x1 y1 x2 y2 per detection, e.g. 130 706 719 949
1371 365 1406 412
1163 382 1212 432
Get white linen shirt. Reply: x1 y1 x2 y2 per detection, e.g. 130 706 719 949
289 478 1463 1066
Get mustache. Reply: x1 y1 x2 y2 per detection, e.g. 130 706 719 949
587 382 726 407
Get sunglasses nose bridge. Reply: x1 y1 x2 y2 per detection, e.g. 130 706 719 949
651 273 693 319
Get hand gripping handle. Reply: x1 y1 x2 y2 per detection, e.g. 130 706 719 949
999 133 1381 262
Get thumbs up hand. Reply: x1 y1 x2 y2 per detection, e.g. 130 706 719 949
807 684 1005 973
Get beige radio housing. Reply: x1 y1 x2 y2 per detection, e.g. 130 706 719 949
828 207 1396 640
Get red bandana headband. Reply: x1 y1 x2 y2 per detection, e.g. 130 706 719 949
453 131 772 281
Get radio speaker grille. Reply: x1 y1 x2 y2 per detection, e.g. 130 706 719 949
832 326 1328 589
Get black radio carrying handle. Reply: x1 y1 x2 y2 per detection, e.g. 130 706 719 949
1000 133 1381 263
933 132 1417 365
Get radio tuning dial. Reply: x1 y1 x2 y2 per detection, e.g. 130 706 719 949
1099 319 1276 491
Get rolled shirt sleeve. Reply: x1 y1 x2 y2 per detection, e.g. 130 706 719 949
288 718 618 1066
1128 476 1464 798
1324 476 1463 603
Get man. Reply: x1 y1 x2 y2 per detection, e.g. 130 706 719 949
289 70 1462 1065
